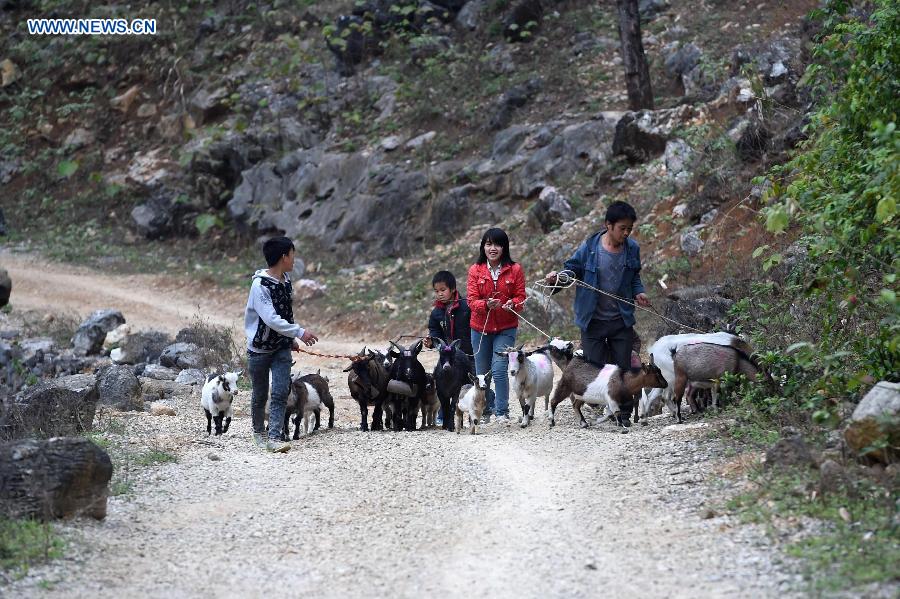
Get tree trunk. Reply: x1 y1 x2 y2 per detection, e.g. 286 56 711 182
616 0 654 110
0 437 113 521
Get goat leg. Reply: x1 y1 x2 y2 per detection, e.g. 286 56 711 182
204 409 212 436
372 401 383 431
573 399 588 428
359 400 369 432
214 413 224 436
223 416 231 434
314 410 321 431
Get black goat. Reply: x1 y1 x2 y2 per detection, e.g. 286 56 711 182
432 338 473 432
386 340 428 432
344 348 390 431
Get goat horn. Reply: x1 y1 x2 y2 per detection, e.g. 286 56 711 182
389 340 403 352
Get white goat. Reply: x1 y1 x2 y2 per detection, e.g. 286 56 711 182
456 372 492 435
200 371 241 435
500 345 555 427
639 332 752 421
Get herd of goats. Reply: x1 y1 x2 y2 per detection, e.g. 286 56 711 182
200 331 765 439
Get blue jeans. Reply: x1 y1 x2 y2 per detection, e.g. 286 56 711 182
247 348 292 440
471 327 517 417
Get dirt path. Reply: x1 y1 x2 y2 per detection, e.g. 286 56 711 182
1 251 797 598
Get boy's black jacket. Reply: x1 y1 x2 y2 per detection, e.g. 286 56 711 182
428 291 473 355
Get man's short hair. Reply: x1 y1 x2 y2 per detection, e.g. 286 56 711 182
432 271 457 290
262 236 295 267
605 201 637 225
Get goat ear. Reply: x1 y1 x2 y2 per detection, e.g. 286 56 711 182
517 343 525 352
484 371 492 385
468 372 477 384
649 353 655 365
316 369 321 375
412 340 423 355
342 365 354 372
567 342 574 352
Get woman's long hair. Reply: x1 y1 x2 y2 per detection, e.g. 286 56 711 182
476 228 515 266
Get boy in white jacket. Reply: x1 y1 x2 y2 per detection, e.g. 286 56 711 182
245 237 319 452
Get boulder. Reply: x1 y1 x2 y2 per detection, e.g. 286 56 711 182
680 230 704 255
141 364 179 381
488 77 543 131
0 267 10 308
19 337 55 367
71 309 126 356
63 128 95 150
130 192 175 240
844 381 900 464
664 42 701 79
0 437 112 520
102 323 131 352
0 58 20 87
3 374 99 440
294 279 328 302
657 294 733 336
188 86 229 126
0 160 21 185
683 173 730 223
110 84 140 113
406 131 437 150
159 342 205 370
524 287 568 331
529 186 574 233
96 364 143 411
456 0 487 31
639 0 669 20
764 428 818 470
111 331 172 365
175 368 206 386
612 107 693 163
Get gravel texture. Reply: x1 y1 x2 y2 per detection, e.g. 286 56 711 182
6 341 801 598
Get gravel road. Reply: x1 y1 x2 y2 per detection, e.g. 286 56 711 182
0 250 798 597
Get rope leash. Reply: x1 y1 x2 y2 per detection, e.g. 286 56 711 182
293 347 366 362
531 270 710 335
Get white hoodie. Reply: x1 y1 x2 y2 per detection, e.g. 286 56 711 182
244 269 305 354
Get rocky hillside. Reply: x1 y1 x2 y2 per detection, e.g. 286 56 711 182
2 0 816 332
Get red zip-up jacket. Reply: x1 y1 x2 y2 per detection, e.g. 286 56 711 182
466 262 527 334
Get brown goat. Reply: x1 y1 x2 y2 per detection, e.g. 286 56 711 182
345 349 391 431
549 357 668 430
670 342 760 423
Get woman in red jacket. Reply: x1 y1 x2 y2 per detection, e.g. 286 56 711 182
467 228 527 425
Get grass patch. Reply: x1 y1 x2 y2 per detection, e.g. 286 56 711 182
0 517 64 579
133 449 177 467
725 465 900 594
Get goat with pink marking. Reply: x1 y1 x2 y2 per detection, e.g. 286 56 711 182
498 344 555 427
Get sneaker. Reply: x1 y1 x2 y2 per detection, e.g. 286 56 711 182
495 415 511 426
435 417 444 426
252 432 267 448
265 439 291 453
481 413 492 424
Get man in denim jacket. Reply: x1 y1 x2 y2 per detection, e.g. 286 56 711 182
545 201 650 426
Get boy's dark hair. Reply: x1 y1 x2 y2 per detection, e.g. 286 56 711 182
476 227 515 266
432 271 457 290
604 201 638 225
262 236 295 267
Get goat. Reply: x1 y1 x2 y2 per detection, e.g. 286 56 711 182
498 344 554 428
200 370 241 435
456 372 492 434
433 338 472 432
385 340 428 431
548 357 667 430
670 342 760 423
420 373 440 428
284 371 335 439
345 348 390 431
639 332 753 422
